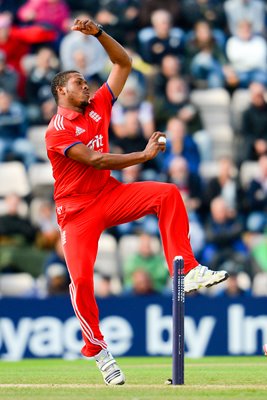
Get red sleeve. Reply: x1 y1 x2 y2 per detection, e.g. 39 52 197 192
46 129 82 156
90 83 116 113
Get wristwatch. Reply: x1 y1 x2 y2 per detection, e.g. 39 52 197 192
94 24 104 38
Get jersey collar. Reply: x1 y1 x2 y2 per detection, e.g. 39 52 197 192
57 106 83 121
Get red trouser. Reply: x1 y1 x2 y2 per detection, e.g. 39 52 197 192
56 177 198 357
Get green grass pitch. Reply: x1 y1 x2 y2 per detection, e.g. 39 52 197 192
0 357 266 399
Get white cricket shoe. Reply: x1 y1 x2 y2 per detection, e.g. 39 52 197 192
185 265 229 293
95 350 125 385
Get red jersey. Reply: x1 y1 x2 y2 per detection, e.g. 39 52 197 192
45 83 115 201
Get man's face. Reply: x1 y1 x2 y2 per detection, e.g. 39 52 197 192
60 73 90 109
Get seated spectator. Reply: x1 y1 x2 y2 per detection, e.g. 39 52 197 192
114 163 159 237
138 0 181 28
59 12 108 81
204 156 242 216
111 72 154 141
43 234 69 295
154 76 204 133
240 82 267 162
244 154 267 233
250 232 267 275
225 20 267 88
95 0 140 47
123 232 169 294
17 0 70 35
0 12 56 97
159 117 201 174
138 9 184 66
154 54 182 97
215 270 251 297
224 0 266 36
34 199 58 249
202 196 247 268
185 20 227 89
0 193 46 276
167 156 203 218
0 90 36 168
25 46 58 124
45 263 70 296
180 0 227 31
0 193 37 245
167 156 205 257
0 49 18 97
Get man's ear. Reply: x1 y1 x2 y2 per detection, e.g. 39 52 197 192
57 85 66 96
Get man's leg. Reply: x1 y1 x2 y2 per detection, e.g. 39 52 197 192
102 179 228 291
103 180 198 274
56 199 125 385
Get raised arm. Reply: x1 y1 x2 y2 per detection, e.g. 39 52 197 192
71 18 132 98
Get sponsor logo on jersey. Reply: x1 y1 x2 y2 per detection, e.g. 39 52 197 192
87 134 104 151
75 126 86 136
89 110 101 122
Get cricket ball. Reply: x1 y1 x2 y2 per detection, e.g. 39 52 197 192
263 344 267 355
158 136 166 144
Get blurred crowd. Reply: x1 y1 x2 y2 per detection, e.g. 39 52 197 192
0 0 266 298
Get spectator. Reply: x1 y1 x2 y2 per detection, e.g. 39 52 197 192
111 72 154 141
224 0 266 36
240 82 267 162
0 49 18 97
168 156 203 218
25 46 58 124
250 232 267 275
159 117 201 174
0 193 45 276
0 90 36 168
138 0 181 28
202 196 247 268
154 54 182 97
123 232 169 294
225 20 267 88
0 12 56 96
17 0 70 35
185 20 226 89
45 262 70 295
114 162 159 237
244 154 267 233
216 270 251 297
34 199 58 249
0 193 37 244
167 156 205 258
180 0 227 31
154 76 206 136
138 9 184 66
95 0 140 47
59 12 108 80
203 156 241 216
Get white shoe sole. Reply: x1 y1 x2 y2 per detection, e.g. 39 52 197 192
185 271 229 294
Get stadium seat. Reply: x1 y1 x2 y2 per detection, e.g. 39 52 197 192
95 233 120 278
230 89 250 133
0 161 30 197
28 162 54 197
27 125 48 161
190 89 233 159
0 272 35 296
239 161 260 189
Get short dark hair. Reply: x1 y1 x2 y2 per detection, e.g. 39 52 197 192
51 70 79 103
